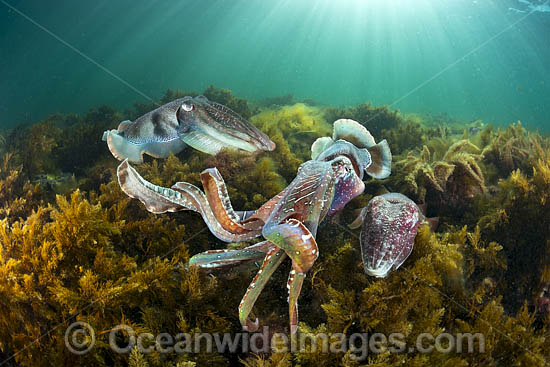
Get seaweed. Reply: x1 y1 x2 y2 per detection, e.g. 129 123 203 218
391 139 485 220
324 102 402 138
2 94 550 366
203 85 255 120
0 188 236 366
6 120 61 178
381 119 437 155
243 224 547 366
476 156 550 314
251 103 330 182
255 94 296 108
0 153 44 222
480 121 549 183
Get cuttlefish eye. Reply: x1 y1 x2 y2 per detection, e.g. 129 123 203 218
181 102 194 112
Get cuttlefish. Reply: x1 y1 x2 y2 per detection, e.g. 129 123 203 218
102 95 275 163
115 119 391 335
349 193 438 278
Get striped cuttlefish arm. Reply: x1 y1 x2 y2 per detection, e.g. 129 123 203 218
116 159 263 242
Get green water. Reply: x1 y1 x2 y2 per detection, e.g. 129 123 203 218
1 0 549 129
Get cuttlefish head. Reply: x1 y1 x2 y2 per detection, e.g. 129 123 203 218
176 95 275 155
312 119 392 180
327 155 366 215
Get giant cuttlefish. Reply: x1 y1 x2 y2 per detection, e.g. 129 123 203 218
115 119 391 335
102 95 275 163
350 193 438 278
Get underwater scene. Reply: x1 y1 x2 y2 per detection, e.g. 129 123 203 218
1 0 550 366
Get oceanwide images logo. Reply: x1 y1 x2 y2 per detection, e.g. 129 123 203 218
65 322 485 359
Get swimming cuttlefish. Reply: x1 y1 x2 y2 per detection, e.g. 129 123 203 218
115 119 391 335
349 193 438 278
102 95 275 163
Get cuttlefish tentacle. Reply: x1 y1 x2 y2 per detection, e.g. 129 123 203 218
287 266 306 336
262 218 319 335
262 219 318 273
189 240 273 270
239 245 286 332
117 160 263 242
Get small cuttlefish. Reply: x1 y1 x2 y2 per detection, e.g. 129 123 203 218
102 95 275 163
350 193 438 278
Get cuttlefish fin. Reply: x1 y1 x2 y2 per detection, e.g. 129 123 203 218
106 131 145 164
348 207 368 229
366 139 392 179
311 137 334 160
180 130 227 155
117 120 133 133
117 159 190 213
426 217 439 232
103 120 144 163
332 119 376 148
104 125 186 164
118 160 261 242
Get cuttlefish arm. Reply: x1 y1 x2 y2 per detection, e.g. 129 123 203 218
238 160 338 334
251 157 364 335
117 160 263 242
176 95 275 155
103 99 187 164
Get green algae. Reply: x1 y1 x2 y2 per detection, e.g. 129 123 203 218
1 89 550 366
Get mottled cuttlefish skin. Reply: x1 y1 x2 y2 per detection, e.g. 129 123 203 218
102 99 187 164
176 95 275 154
103 95 275 163
115 118 391 336
358 193 423 278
